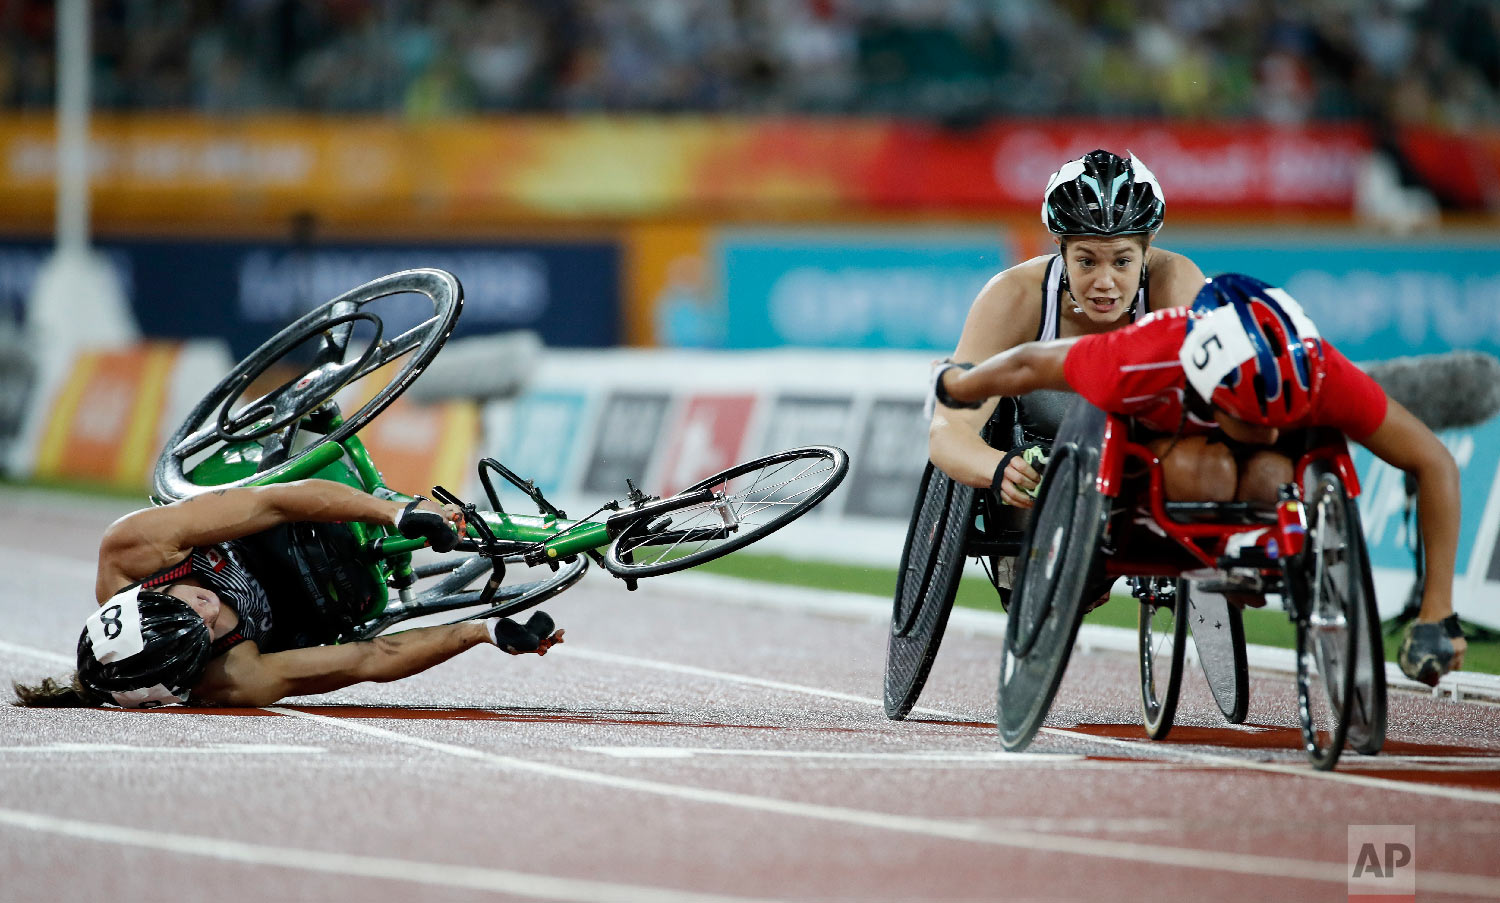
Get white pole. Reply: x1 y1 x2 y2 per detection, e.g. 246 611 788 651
26 0 136 358
56 0 89 254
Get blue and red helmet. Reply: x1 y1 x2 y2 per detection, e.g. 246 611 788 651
1183 274 1327 426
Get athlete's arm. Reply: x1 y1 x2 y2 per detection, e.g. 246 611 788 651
1145 247 1207 309
95 480 442 603
941 338 1078 407
929 259 1049 489
190 621 564 707
1358 397 1463 660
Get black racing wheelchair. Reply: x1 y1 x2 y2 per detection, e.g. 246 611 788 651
888 396 1386 772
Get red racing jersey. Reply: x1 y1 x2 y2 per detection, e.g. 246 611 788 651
1062 306 1388 440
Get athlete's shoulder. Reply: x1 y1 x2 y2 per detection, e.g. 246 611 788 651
1145 247 1207 309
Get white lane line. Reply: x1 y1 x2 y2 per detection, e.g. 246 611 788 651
267 707 1499 897
0 743 324 755
0 806 760 903
578 747 1088 763
564 646 1500 807
0 640 73 666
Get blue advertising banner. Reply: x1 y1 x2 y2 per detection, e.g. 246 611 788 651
0 238 620 356
496 390 589 498
1353 418 1500 577
1167 238 1500 361
720 229 1007 350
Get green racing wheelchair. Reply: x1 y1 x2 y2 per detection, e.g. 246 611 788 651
151 268 849 641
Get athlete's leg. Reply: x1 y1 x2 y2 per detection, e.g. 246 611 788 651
1236 450 1293 504
1148 435 1235 502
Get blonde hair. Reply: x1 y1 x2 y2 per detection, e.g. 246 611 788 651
13 674 94 707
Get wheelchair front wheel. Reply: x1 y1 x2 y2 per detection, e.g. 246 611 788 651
1138 578 1188 740
601 446 849 579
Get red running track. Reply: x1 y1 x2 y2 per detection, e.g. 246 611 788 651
1 488 1498 902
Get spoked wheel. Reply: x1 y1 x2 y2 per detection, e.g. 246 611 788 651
996 426 1109 751
154 268 463 501
1138 578 1188 740
1293 470 1366 770
1305 465 1388 758
884 462 975 720
601 446 849 579
1185 585 1250 724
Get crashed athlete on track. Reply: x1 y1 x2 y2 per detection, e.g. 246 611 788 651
932 273 1467 686
13 480 565 709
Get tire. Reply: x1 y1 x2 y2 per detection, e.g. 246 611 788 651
156 269 462 501
601 446 849 579
1292 470 1364 771
1306 464 1387 757
1139 579 1188 740
884 462 975 720
996 413 1110 752
1185 585 1251 724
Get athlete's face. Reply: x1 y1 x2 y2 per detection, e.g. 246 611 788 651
162 583 226 639
1060 236 1148 325
1214 410 1280 446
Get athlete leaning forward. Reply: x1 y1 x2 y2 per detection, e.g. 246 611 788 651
933 273 1466 684
928 149 1205 611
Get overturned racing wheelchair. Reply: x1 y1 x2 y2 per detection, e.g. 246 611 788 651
152 268 848 644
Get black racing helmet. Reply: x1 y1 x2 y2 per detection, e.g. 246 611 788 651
1042 150 1165 237
77 588 212 707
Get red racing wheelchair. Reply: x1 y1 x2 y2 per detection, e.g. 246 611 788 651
997 400 1387 771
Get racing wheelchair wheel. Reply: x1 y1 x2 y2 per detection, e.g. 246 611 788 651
154 268 463 501
1184 585 1250 725
996 402 1110 752
601 446 849 579
1138 578 1188 740
1304 463 1387 759
1291 468 1384 770
883 462 975 720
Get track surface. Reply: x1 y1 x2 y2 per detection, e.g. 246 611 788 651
3 489 1500 902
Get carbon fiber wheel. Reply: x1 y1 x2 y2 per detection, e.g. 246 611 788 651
884 461 976 720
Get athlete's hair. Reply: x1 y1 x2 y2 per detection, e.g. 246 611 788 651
12 673 93 707
1043 150 1165 237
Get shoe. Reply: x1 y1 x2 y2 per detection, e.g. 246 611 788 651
1398 622 1455 687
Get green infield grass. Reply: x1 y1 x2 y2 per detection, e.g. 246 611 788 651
693 551 1500 677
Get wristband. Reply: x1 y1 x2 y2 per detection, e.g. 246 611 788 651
1441 613 1465 639
933 361 981 410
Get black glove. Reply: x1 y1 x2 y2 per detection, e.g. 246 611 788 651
398 497 460 553
486 611 557 654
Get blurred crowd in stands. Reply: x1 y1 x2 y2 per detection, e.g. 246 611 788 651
1 0 1497 129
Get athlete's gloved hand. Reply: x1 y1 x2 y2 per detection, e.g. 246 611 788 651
398 496 464 553
486 611 565 656
1398 616 1464 687
992 443 1050 509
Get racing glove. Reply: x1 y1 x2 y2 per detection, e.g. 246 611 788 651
486 611 560 655
1398 616 1462 687
398 497 461 553
993 443 1050 505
